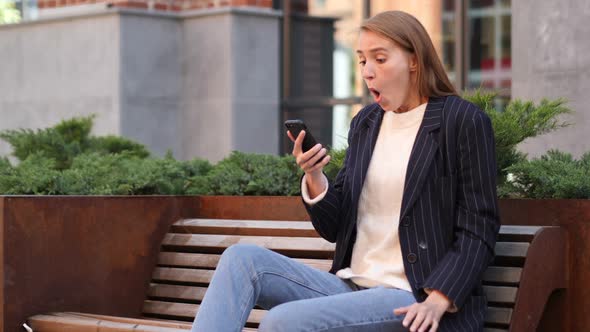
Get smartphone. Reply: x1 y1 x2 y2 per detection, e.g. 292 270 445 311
284 119 319 153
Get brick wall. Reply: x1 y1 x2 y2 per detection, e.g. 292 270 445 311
37 0 307 13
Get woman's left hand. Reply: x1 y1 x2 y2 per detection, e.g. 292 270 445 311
393 290 451 332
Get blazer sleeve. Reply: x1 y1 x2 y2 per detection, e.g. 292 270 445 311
301 114 359 243
423 107 500 309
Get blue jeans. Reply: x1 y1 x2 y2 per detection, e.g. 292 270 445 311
190 244 416 332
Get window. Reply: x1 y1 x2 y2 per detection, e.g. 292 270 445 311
443 0 511 107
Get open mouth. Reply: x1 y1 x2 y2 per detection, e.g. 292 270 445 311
369 88 382 103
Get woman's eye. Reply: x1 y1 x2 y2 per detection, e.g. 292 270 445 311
376 58 386 63
359 60 366 66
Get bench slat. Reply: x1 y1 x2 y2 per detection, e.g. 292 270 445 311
143 299 513 327
28 314 105 332
482 267 522 284
498 225 541 237
483 285 517 304
148 283 519 306
28 313 188 332
156 252 521 287
162 234 335 258
494 242 529 258
142 301 513 327
171 219 319 237
143 300 266 324
162 234 525 260
485 307 513 325
159 252 221 269
171 221 541 240
158 252 333 271
153 268 214 284
60 312 192 329
148 283 208 302
29 313 260 332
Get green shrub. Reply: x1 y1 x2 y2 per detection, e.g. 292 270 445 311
186 151 303 196
0 100 578 198
0 114 212 195
140 155 212 195
0 153 60 195
88 136 150 158
0 157 11 174
0 115 150 170
324 148 346 181
463 90 571 187
502 150 590 199
54 153 132 195
53 153 212 195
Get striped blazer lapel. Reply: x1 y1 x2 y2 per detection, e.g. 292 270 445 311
400 96 446 220
350 105 383 210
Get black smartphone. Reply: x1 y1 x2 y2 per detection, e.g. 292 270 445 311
284 119 319 152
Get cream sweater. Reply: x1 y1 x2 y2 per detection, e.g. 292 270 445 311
302 103 427 291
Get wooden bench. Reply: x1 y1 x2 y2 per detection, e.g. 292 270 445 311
27 219 568 332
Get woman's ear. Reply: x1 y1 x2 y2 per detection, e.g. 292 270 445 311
409 53 418 72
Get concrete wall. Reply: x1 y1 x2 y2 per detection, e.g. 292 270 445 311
119 13 183 157
513 0 590 157
181 9 280 161
0 7 281 161
0 14 121 158
230 12 280 156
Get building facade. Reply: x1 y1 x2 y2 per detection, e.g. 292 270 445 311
1 0 589 160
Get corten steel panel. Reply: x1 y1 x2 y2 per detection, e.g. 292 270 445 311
0 196 200 332
500 199 590 332
195 196 310 221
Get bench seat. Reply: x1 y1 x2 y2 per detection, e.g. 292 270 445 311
28 219 568 332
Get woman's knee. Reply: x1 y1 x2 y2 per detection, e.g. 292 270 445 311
218 243 270 270
258 303 299 332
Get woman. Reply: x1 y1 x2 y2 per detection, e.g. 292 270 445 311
191 10 499 332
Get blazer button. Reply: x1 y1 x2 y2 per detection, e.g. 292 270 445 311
401 216 411 227
419 241 428 250
407 253 417 263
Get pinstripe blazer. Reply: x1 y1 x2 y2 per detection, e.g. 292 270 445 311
303 95 500 331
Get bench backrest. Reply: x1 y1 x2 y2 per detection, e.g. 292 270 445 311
141 219 567 332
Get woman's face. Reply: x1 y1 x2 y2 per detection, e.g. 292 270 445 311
357 30 419 112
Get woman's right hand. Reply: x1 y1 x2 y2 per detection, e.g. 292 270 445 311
287 130 330 198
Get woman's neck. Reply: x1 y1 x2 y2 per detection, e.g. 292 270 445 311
393 95 428 113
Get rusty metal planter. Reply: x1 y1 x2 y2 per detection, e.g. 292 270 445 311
0 196 587 331
0 196 201 332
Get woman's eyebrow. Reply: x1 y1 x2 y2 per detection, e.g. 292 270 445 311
356 47 389 55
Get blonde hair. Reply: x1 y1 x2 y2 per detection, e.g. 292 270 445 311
361 11 457 97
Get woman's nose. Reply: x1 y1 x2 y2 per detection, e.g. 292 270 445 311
362 64 374 80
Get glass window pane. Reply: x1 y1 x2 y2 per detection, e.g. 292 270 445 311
464 0 511 107
443 0 455 11
470 0 495 9
442 3 456 86
469 16 496 71
442 18 455 73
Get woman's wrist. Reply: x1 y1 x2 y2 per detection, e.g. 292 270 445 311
426 290 452 312
305 172 327 199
